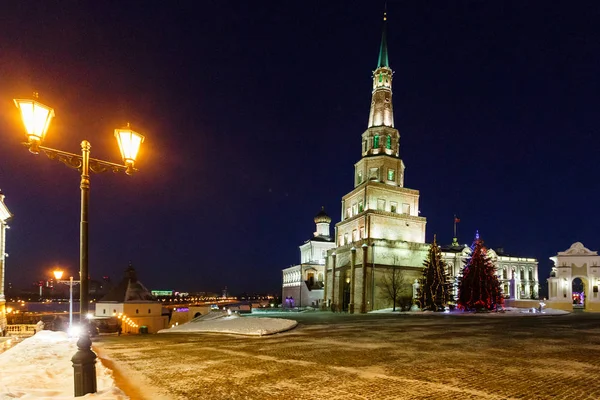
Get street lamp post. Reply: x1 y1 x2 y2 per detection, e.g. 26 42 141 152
53 269 80 335
13 96 144 397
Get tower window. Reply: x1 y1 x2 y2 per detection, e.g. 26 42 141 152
352 203 358 216
386 135 391 149
387 169 395 181
378 73 383 83
390 202 397 213
356 171 363 185
352 229 358 242
362 141 367 153
373 135 379 149
402 203 410 214
344 233 349 245
358 200 364 213
359 227 365 239
377 199 385 211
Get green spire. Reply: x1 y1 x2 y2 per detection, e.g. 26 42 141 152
377 11 389 68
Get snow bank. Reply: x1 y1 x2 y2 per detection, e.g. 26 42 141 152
370 307 570 316
0 331 127 399
158 313 297 336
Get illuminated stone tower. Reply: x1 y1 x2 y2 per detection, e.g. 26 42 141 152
324 12 428 314
336 11 426 246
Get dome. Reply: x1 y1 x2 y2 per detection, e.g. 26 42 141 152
314 206 331 224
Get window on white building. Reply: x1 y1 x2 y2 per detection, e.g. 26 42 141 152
357 171 363 185
344 233 349 245
377 199 385 211
390 202 397 213
402 203 410 214
358 200 364 213
359 227 365 239
352 229 358 242
346 207 351 219
352 203 358 215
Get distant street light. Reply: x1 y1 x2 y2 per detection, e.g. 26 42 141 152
13 95 144 397
53 269 80 337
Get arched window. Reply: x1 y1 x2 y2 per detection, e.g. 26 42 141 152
136 309 139 314
386 135 391 149
373 135 379 149
148 309 151 314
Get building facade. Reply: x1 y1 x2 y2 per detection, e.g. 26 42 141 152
282 207 336 308
0 191 12 335
441 238 539 301
94 263 168 333
547 242 600 312
322 14 538 313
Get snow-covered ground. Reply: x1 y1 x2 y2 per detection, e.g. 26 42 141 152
370 307 570 315
158 311 297 336
0 331 127 399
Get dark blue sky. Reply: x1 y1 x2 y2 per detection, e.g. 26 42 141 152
1 1 599 295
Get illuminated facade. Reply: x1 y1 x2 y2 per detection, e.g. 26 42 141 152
0 191 12 335
322 15 539 313
282 207 335 308
547 242 600 312
442 239 539 301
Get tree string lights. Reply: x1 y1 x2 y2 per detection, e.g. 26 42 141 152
457 232 503 311
417 235 451 311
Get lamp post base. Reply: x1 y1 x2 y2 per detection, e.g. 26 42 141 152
71 332 97 397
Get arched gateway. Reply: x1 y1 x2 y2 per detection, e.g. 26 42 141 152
547 242 600 311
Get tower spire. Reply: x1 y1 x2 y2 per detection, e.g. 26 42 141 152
367 8 394 129
377 9 389 68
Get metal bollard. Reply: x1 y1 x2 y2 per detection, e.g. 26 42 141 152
71 333 97 396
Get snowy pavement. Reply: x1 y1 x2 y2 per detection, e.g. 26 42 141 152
0 331 126 399
4 312 600 399
94 312 600 399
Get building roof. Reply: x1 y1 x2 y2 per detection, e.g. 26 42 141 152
99 263 156 303
304 236 333 243
314 206 331 224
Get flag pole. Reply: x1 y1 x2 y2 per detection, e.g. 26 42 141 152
453 214 457 238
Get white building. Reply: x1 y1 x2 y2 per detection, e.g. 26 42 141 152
282 207 336 308
95 263 168 333
547 242 600 312
441 238 539 301
0 191 12 335
322 14 538 313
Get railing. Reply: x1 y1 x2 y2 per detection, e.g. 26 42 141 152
6 322 44 337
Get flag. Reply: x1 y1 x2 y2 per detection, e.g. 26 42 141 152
454 217 460 223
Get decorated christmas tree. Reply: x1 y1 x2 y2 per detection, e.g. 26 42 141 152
418 235 451 311
457 231 503 311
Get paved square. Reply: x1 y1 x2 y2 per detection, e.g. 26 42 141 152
95 312 600 399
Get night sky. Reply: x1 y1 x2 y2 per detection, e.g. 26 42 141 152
1 1 599 295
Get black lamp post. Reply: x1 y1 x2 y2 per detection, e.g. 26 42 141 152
13 95 145 397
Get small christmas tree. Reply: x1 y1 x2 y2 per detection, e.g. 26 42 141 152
457 231 503 311
418 235 451 311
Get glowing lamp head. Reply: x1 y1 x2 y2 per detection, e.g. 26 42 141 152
53 270 64 280
114 124 144 175
13 98 55 154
